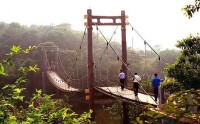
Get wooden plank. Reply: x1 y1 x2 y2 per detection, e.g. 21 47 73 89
95 86 158 106
47 71 80 92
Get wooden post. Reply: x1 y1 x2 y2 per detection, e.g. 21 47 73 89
121 10 129 124
87 9 95 121
160 87 165 104
85 9 129 122
121 10 127 86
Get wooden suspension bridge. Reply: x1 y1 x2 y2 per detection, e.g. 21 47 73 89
40 9 164 124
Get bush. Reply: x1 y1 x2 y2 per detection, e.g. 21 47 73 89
0 45 93 124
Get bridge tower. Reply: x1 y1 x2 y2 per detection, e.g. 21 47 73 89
85 9 129 123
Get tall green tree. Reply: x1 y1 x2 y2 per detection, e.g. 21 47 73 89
165 1 200 90
166 34 200 90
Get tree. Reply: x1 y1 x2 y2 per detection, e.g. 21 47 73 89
166 34 200 90
182 0 200 19
161 77 183 93
0 45 92 124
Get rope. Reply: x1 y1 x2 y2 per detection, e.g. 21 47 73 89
97 26 118 61
57 53 88 90
43 48 51 70
58 52 88 81
106 46 109 81
88 17 156 102
144 41 149 102
87 23 134 98
144 41 147 76
126 19 167 64
94 26 119 82
69 27 87 76
126 20 167 99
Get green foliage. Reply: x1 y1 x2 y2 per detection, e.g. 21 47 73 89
136 89 200 123
140 80 153 94
105 100 157 123
132 104 165 124
0 46 93 124
182 0 200 19
161 89 200 123
161 77 183 93
166 34 200 90
22 89 92 124
0 63 8 76
105 100 123 121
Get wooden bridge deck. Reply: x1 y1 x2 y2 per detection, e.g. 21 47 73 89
46 71 157 106
47 71 80 92
95 86 158 106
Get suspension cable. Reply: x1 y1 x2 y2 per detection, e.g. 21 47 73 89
144 41 147 75
106 45 109 80
87 16 156 103
97 26 118 61
58 52 88 81
126 19 167 64
91 22 155 102
43 47 51 70
91 25 134 96
69 27 87 76
94 26 118 82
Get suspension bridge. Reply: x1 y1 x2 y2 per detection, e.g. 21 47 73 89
40 9 167 123
42 45 158 105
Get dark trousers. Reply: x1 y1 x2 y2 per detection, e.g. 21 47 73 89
120 79 124 90
133 82 139 96
154 87 159 101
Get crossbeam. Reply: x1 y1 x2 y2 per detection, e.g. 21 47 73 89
84 15 128 26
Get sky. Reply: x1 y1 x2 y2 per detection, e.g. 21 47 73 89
0 0 200 50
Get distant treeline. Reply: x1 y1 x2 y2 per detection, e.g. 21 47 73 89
0 22 180 86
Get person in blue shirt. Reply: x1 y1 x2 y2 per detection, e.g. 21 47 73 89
151 73 161 102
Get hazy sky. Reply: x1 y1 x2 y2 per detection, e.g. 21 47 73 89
0 0 200 50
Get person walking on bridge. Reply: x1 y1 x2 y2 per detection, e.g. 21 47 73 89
119 70 125 91
132 73 141 97
151 73 161 102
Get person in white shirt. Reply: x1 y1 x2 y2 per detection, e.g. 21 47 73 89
119 70 125 90
132 73 141 96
